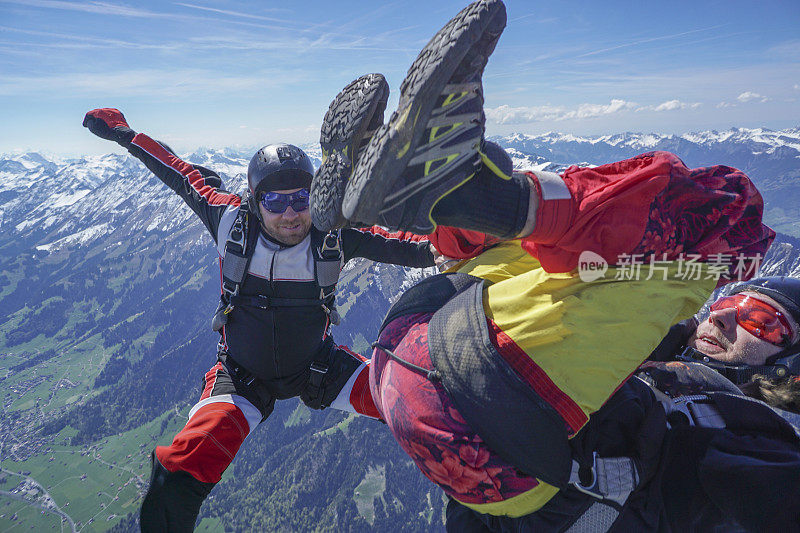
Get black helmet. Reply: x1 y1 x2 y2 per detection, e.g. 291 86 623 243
678 276 800 383
247 144 314 200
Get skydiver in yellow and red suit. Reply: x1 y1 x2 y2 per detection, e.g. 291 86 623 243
311 1 800 530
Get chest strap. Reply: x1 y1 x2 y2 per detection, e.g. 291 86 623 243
229 294 326 309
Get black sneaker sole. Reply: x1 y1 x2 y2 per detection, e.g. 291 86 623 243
343 0 506 234
311 73 390 232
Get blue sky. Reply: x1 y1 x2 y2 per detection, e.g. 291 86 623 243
1 0 798 155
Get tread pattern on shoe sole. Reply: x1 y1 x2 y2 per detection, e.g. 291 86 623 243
344 0 505 233
312 73 389 232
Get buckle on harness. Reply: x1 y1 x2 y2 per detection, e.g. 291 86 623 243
321 303 341 326
321 231 341 258
570 452 640 506
309 361 329 385
572 452 603 500
229 217 246 250
666 395 726 429
221 281 239 304
302 359 331 410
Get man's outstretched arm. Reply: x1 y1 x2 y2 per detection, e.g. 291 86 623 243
341 226 435 268
83 108 240 241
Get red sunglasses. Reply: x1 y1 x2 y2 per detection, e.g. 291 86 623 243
710 294 794 347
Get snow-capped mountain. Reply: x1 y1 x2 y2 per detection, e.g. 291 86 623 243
491 127 800 238
0 127 798 531
760 233 800 278
493 127 800 157
491 127 800 180
0 143 322 255
1 126 798 257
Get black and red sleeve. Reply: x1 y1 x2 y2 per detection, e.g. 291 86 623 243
341 227 434 268
127 133 241 240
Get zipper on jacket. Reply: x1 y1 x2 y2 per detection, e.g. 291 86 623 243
269 246 279 376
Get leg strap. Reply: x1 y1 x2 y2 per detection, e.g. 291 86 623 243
300 338 335 409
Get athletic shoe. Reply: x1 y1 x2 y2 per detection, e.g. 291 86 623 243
311 73 390 231
342 0 506 234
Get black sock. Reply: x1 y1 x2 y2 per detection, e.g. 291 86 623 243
431 142 529 239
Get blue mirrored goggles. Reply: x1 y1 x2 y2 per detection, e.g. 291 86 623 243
259 188 310 214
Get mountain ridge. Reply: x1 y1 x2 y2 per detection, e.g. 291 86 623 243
0 127 798 531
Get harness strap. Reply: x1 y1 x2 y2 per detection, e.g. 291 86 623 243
372 342 442 382
229 294 326 309
212 202 260 333
220 204 253 300
307 360 328 393
563 381 800 529
303 338 335 408
568 452 639 507
317 230 342 289
564 501 621 533
217 345 256 387
215 220 343 330
314 229 343 326
221 254 249 287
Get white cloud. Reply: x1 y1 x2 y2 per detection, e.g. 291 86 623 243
573 99 638 118
486 98 710 124
794 84 800 91
716 92 770 107
637 99 702 112
486 99 637 125
737 91 769 103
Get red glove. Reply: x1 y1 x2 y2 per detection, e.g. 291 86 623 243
82 108 136 146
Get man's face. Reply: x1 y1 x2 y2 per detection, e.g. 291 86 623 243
689 291 799 365
258 188 312 246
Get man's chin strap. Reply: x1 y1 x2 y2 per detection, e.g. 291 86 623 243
676 345 800 384
764 343 800 376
